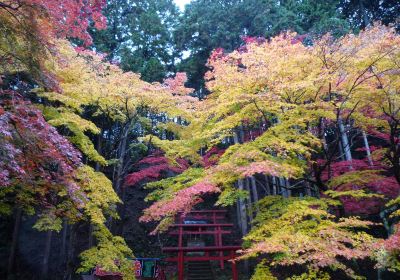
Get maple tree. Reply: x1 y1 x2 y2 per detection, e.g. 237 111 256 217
138 24 400 278
0 89 133 278
0 0 106 87
18 38 196 278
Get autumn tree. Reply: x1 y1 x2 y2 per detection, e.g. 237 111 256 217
0 0 106 87
138 25 400 278
0 1 142 279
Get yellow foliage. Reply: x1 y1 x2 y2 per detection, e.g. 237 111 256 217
76 165 120 225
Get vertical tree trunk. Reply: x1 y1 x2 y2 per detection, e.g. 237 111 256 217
64 224 75 280
41 231 53 280
362 130 373 166
7 208 22 279
271 177 277 195
264 174 272 195
338 117 353 162
237 179 248 236
359 0 370 27
305 181 312 196
111 122 130 233
234 128 248 236
245 178 253 224
60 219 68 266
250 176 259 213
285 179 291 197
279 177 288 197
115 124 129 194
264 175 271 196
236 199 242 233
320 118 328 151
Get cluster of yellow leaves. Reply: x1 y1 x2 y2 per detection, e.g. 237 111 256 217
145 24 400 210
37 40 198 166
242 196 377 279
77 224 134 280
75 165 120 224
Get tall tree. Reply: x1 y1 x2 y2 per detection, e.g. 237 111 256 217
0 0 106 87
91 0 180 82
339 0 400 30
175 0 348 92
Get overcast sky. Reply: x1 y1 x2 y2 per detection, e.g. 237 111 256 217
174 0 191 10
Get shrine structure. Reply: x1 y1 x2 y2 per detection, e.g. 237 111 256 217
162 210 241 280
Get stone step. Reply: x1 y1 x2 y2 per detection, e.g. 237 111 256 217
186 261 214 280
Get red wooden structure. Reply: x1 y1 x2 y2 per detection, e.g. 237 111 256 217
162 210 241 280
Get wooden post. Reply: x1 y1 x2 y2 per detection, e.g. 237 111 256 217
178 224 184 280
218 225 224 269
231 250 238 280
178 250 184 280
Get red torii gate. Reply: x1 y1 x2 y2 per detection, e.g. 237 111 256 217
162 210 241 280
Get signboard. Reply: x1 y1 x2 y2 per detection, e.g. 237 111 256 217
133 259 159 278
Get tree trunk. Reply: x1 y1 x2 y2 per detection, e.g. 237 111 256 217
264 175 271 196
7 208 22 279
286 179 291 197
64 224 75 280
362 130 373 166
237 179 248 236
41 231 53 280
305 181 312 196
245 178 253 224
250 176 259 213
234 128 248 236
338 117 353 163
115 124 129 194
271 177 277 195
359 0 370 27
60 219 68 266
279 177 288 197
236 198 242 233
111 122 130 233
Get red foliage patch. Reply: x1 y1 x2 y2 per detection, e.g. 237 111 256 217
0 90 83 206
124 152 189 187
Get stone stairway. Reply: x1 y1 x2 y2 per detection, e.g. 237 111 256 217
186 261 214 280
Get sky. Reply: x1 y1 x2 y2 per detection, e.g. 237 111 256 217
174 0 192 10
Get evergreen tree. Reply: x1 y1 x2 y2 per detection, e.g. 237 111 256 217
339 0 400 30
91 0 180 82
175 0 348 92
